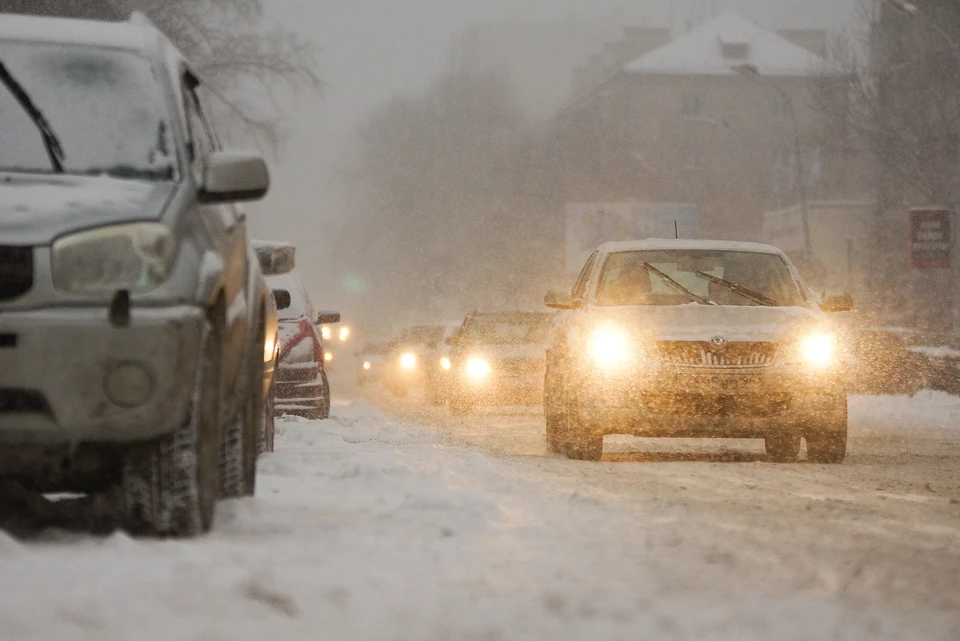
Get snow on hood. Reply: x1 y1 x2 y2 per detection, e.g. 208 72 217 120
0 174 175 244
585 304 824 342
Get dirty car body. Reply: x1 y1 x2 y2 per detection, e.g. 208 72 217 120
544 240 851 462
0 14 272 536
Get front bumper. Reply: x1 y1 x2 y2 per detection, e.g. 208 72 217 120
455 371 545 405
575 364 847 437
0 306 205 444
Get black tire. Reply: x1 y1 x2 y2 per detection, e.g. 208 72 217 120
122 316 223 537
317 369 331 419
545 413 564 454
259 377 275 455
560 388 602 461
806 396 848 464
220 319 265 498
765 433 801 462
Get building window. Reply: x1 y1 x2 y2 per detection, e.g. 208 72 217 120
681 94 702 117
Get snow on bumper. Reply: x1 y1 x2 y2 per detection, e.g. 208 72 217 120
0 306 205 444
576 365 846 437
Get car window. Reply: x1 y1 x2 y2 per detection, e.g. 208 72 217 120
572 251 598 301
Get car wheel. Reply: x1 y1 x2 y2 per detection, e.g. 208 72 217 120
765 433 801 462
220 321 264 498
259 382 275 455
805 396 848 464
121 314 223 537
317 369 332 419
560 389 602 462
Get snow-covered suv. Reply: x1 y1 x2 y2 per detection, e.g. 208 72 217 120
544 240 852 463
0 14 274 536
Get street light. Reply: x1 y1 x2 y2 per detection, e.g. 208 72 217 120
733 63 814 261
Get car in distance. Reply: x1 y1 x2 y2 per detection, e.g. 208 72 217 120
445 311 556 415
356 340 391 386
543 240 851 462
0 13 272 536
268 272 340 420
382 324 449 398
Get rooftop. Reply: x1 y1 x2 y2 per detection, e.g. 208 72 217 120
624 14 826 78
0 13 161 53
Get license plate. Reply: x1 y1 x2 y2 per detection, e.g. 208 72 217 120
674 373 762 393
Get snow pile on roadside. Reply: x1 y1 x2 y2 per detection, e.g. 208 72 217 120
0 401 956 640
851 391 960 432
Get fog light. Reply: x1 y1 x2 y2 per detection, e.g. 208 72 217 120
104 363 153 408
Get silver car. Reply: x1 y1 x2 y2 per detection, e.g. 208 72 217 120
544 240 852 463
0 14 275 536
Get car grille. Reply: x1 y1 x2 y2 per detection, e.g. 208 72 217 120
657 341 778 368
0 246 33 301
495 357 544 375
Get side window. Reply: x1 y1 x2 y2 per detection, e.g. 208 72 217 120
572 251 599 300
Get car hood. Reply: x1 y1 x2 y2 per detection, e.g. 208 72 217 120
0 174 176 244
585 304 825 342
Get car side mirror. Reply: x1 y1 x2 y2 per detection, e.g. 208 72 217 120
252 240 295 276
199 150 269 203
544 287 581 310
317 310 341 324
272 288 291 311
820 293 853 313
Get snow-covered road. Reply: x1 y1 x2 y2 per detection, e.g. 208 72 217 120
2 390 959 640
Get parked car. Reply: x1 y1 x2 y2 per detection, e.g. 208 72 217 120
251 241 297 453
0 13 272 536
543 239 852 462
267 272 340 420
444 312 555 415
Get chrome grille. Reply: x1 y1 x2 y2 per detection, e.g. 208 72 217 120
657 341 778 368
0 246 33 301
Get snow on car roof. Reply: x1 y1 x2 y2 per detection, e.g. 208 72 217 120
0 14 161 54
598 238 786 255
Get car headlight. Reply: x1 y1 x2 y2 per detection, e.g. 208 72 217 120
400 352 417 370
587 326 633 369
52 223 176 295
440 356 452 371
800 333 835 367
339 326 350 341
321 326 332 340
465 357 491 379
363 361 372 370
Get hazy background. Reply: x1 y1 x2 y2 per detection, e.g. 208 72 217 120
248 0 859 327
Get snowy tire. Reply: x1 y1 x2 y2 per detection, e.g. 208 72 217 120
559 388 602 462
121 319 223 537
805 396 848 464
765 433 801 462
220 340 261 498
259 380 276 455
317 369 332 419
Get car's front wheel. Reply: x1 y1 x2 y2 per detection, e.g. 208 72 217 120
805 396 848 464
558 388 602 461
765 433 801 462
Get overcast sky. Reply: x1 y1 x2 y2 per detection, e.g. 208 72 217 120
249 0 859 303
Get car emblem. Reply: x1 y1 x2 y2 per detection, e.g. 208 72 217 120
710 336 727 349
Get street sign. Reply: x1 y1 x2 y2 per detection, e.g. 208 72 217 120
910 207 953 268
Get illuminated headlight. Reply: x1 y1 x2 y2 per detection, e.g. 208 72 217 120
363 361 372 371
465 358 491 379
801 333 835 367
587 326 633 369
440 356 452 371
321 326 332 340
52 223 176 295
339 326 350 341
400 352 417 370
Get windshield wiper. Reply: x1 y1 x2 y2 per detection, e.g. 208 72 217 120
0 58 65 173
694 271 778 307
641 262 713 305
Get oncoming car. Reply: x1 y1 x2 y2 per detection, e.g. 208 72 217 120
544 240 852 462
445 311 556 415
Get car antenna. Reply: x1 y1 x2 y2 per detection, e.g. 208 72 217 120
674 220 679 239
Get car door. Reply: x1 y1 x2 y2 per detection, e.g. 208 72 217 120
183 72 249 389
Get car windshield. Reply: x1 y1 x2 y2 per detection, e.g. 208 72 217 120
594 249 805 307
0 41 176 180
393 325 446 349
459 313 554 345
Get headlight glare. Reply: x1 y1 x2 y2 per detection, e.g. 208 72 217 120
440 356 452 371
52 223 176 294
400 352 417 370
465 358 491 379
588 326 632 369
801 333 834 367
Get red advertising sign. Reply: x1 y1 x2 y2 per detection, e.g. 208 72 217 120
910 207 953 268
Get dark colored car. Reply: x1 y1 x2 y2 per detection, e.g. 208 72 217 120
268 273 340 420
445 312 556 415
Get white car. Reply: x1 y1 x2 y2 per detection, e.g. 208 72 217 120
543 240 852 462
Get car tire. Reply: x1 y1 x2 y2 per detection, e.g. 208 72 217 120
121 315 223 537
805 396 848 464
560 388 602 462
317 369 332 419
259 382 275 455
220 321 264 499
765 433 801 462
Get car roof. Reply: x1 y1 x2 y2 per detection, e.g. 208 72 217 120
597 239 785 255
0 13 166 56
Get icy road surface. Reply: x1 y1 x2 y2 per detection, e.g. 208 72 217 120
2 390 960 640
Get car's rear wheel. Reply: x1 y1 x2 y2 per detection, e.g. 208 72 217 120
805 396 848 464
765 433 801 462
121 315 223 537
317 369 332 419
